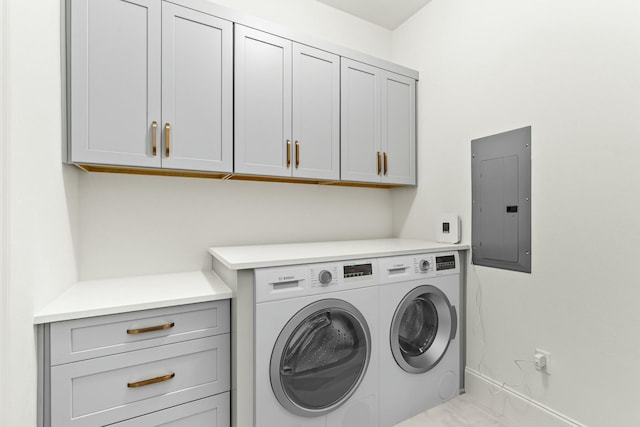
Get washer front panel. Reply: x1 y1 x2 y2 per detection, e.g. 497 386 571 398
270 299 371 417
390 285 456 374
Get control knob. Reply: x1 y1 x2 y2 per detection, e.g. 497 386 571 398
419 259 430 272
318 270 333 286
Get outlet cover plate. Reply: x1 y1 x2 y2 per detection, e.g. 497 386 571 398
535 348 551 375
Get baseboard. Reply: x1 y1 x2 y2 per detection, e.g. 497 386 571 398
465 368 587 427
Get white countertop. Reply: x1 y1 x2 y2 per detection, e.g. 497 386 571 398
34 270 232 324
209 238 469 270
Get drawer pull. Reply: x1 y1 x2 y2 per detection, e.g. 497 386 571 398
127 373 175 388
126 322 175 335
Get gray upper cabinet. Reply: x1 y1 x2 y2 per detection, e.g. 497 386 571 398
234 26 292 177
341 59 381 183
341 58 416 185
69 0 232 172
67 1 416 185
292 44 340 180
235 25 340 180
161 2 232 172
70 0 162 168
381 71 416 185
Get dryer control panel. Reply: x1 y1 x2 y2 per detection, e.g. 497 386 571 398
435 255 456 271
378 251 460 285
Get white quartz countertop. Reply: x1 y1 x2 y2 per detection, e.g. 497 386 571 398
209 238 469 270
34 270 232 324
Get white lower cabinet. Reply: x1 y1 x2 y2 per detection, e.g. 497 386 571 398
110 393 230 426
41 300 231 427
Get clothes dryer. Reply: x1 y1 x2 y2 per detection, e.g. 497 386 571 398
378 252 461 427
254 260 380 427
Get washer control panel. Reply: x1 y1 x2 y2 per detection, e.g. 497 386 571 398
310 265 339 288
343 263 373 279
318 269 333 285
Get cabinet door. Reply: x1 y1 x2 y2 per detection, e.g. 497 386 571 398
381 72 416 185
50 335 230 426
161 3 232 172
340 59 381 183
109 392 230 426
70 0 161 167
50 300 230 365
292 44 340 180
234 25 292 177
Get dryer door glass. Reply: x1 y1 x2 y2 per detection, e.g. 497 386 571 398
398 297 438 357
390 285 457 374
270 299 371 417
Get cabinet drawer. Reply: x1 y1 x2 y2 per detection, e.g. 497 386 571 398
50 335 230 427
50 300 229 365
110 393 230 426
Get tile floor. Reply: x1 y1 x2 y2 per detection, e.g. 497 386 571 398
395 394 515 427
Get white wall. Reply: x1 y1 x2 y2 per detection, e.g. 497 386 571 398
3 0 81 426
1 0 10 423
208 0 392 60
3 0 394 425
391 0 640 425
78 174 392 279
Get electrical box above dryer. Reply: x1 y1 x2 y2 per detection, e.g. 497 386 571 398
471 126 531 273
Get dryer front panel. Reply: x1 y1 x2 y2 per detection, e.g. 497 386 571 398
270 298 371 417
390 285 457 374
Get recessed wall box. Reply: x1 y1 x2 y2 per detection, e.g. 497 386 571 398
436 214 460 243
471 126 531 273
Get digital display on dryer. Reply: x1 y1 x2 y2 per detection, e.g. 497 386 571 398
435 255 456 271
343 264 373 278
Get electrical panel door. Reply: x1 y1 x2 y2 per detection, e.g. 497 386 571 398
471 126 531 273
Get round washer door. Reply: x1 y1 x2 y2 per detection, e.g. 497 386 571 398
270 299 371 417
390 285 457 374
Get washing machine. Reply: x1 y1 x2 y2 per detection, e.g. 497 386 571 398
378 251 461 427
254 259 380 427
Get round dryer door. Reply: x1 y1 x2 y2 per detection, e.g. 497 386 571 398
270 299 371 417
390 285 457 374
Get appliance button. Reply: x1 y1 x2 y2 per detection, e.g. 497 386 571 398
318 270 332 286
419 260 430 272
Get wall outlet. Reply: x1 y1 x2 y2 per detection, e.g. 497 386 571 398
534 348 551 375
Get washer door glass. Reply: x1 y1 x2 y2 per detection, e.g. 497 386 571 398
271 299 371 417
390 285 457 374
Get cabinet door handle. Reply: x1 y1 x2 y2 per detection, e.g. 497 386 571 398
377 151 382 175
127 322 175 335
127 373 175 388
286 140 291 168
383 152 388 175
165 123 171 157
295 141 300 168
151 121 158 156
